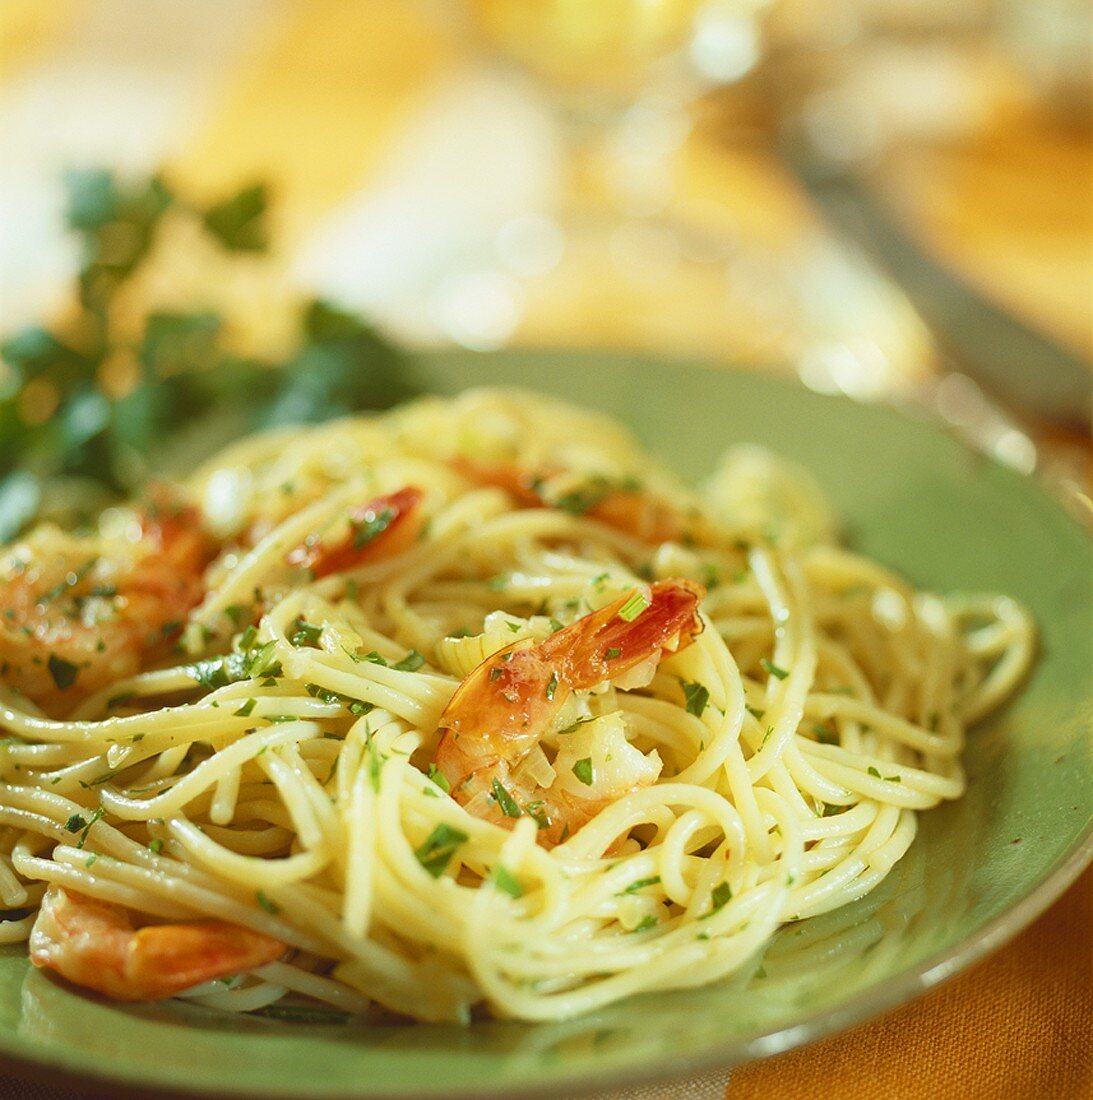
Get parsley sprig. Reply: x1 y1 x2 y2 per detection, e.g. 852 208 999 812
0 168 417 541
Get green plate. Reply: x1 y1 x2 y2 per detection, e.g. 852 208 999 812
1 351 1090 1098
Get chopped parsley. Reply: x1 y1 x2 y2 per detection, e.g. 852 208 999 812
631 915 658 933
350 506 395 550
234 698 257 717
492 865 523 898
47 654 79 691
707 881 732 916
63 807 104 849
426 763 450 795
256 889 280 915
148 838 165 855
491 778 522 818
813 724 838 745
619 876 661 895
605 647 621 660
304 683 371 716
545 672 558 700
392 650 425 673
745 704 765 720
572 757 594 786
555 479 613 515
185 645 277 692
617 591 649 622
682 681 710 718
760 659 789 681
524 800 550 830
414 823 468 878
556 716 595 735
288 618 323 647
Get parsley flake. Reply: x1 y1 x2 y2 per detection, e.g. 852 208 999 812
415 823 468 878
682 681 710 718
47 654 79 691
572 757 594 786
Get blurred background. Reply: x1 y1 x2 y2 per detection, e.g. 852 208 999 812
0 0 1089 533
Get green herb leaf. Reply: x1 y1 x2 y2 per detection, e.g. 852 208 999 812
288 618 324 648
572 757 594 786
492 865 524 898
813 723 838 745
256 889 280 915
760 659 789 681
392 650 425 672
202 182 269 252
348 508 393 552
681 681 709 718
619 876 661 895
617 590 650 622
414 823 469 878
709 882 732 913
491 778 523 818
426 763 450 795
47 654 79 691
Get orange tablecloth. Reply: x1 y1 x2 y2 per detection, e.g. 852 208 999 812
728 866 1092 1099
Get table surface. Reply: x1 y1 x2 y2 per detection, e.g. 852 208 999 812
0 2 1089 1097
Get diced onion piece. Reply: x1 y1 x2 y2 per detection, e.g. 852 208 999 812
513 744 556 790
434 630 516 679
611 654 659 691
552 713 662 802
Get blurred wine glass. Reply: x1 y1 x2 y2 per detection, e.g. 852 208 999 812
435 0 931 393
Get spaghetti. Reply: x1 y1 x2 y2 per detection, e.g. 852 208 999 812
0 389 1034 1022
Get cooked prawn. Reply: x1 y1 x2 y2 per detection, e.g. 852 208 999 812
29 884 285 1002
286 486 424 579
0 494 212 712
451 459 713 546
434 579 705 846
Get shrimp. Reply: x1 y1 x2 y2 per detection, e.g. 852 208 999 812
451 459 713 546
434 579 705 846
29 884 285 1002
286 486 424 579
0 494 213 712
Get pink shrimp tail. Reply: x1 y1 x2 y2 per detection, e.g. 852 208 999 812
286 486 424 578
